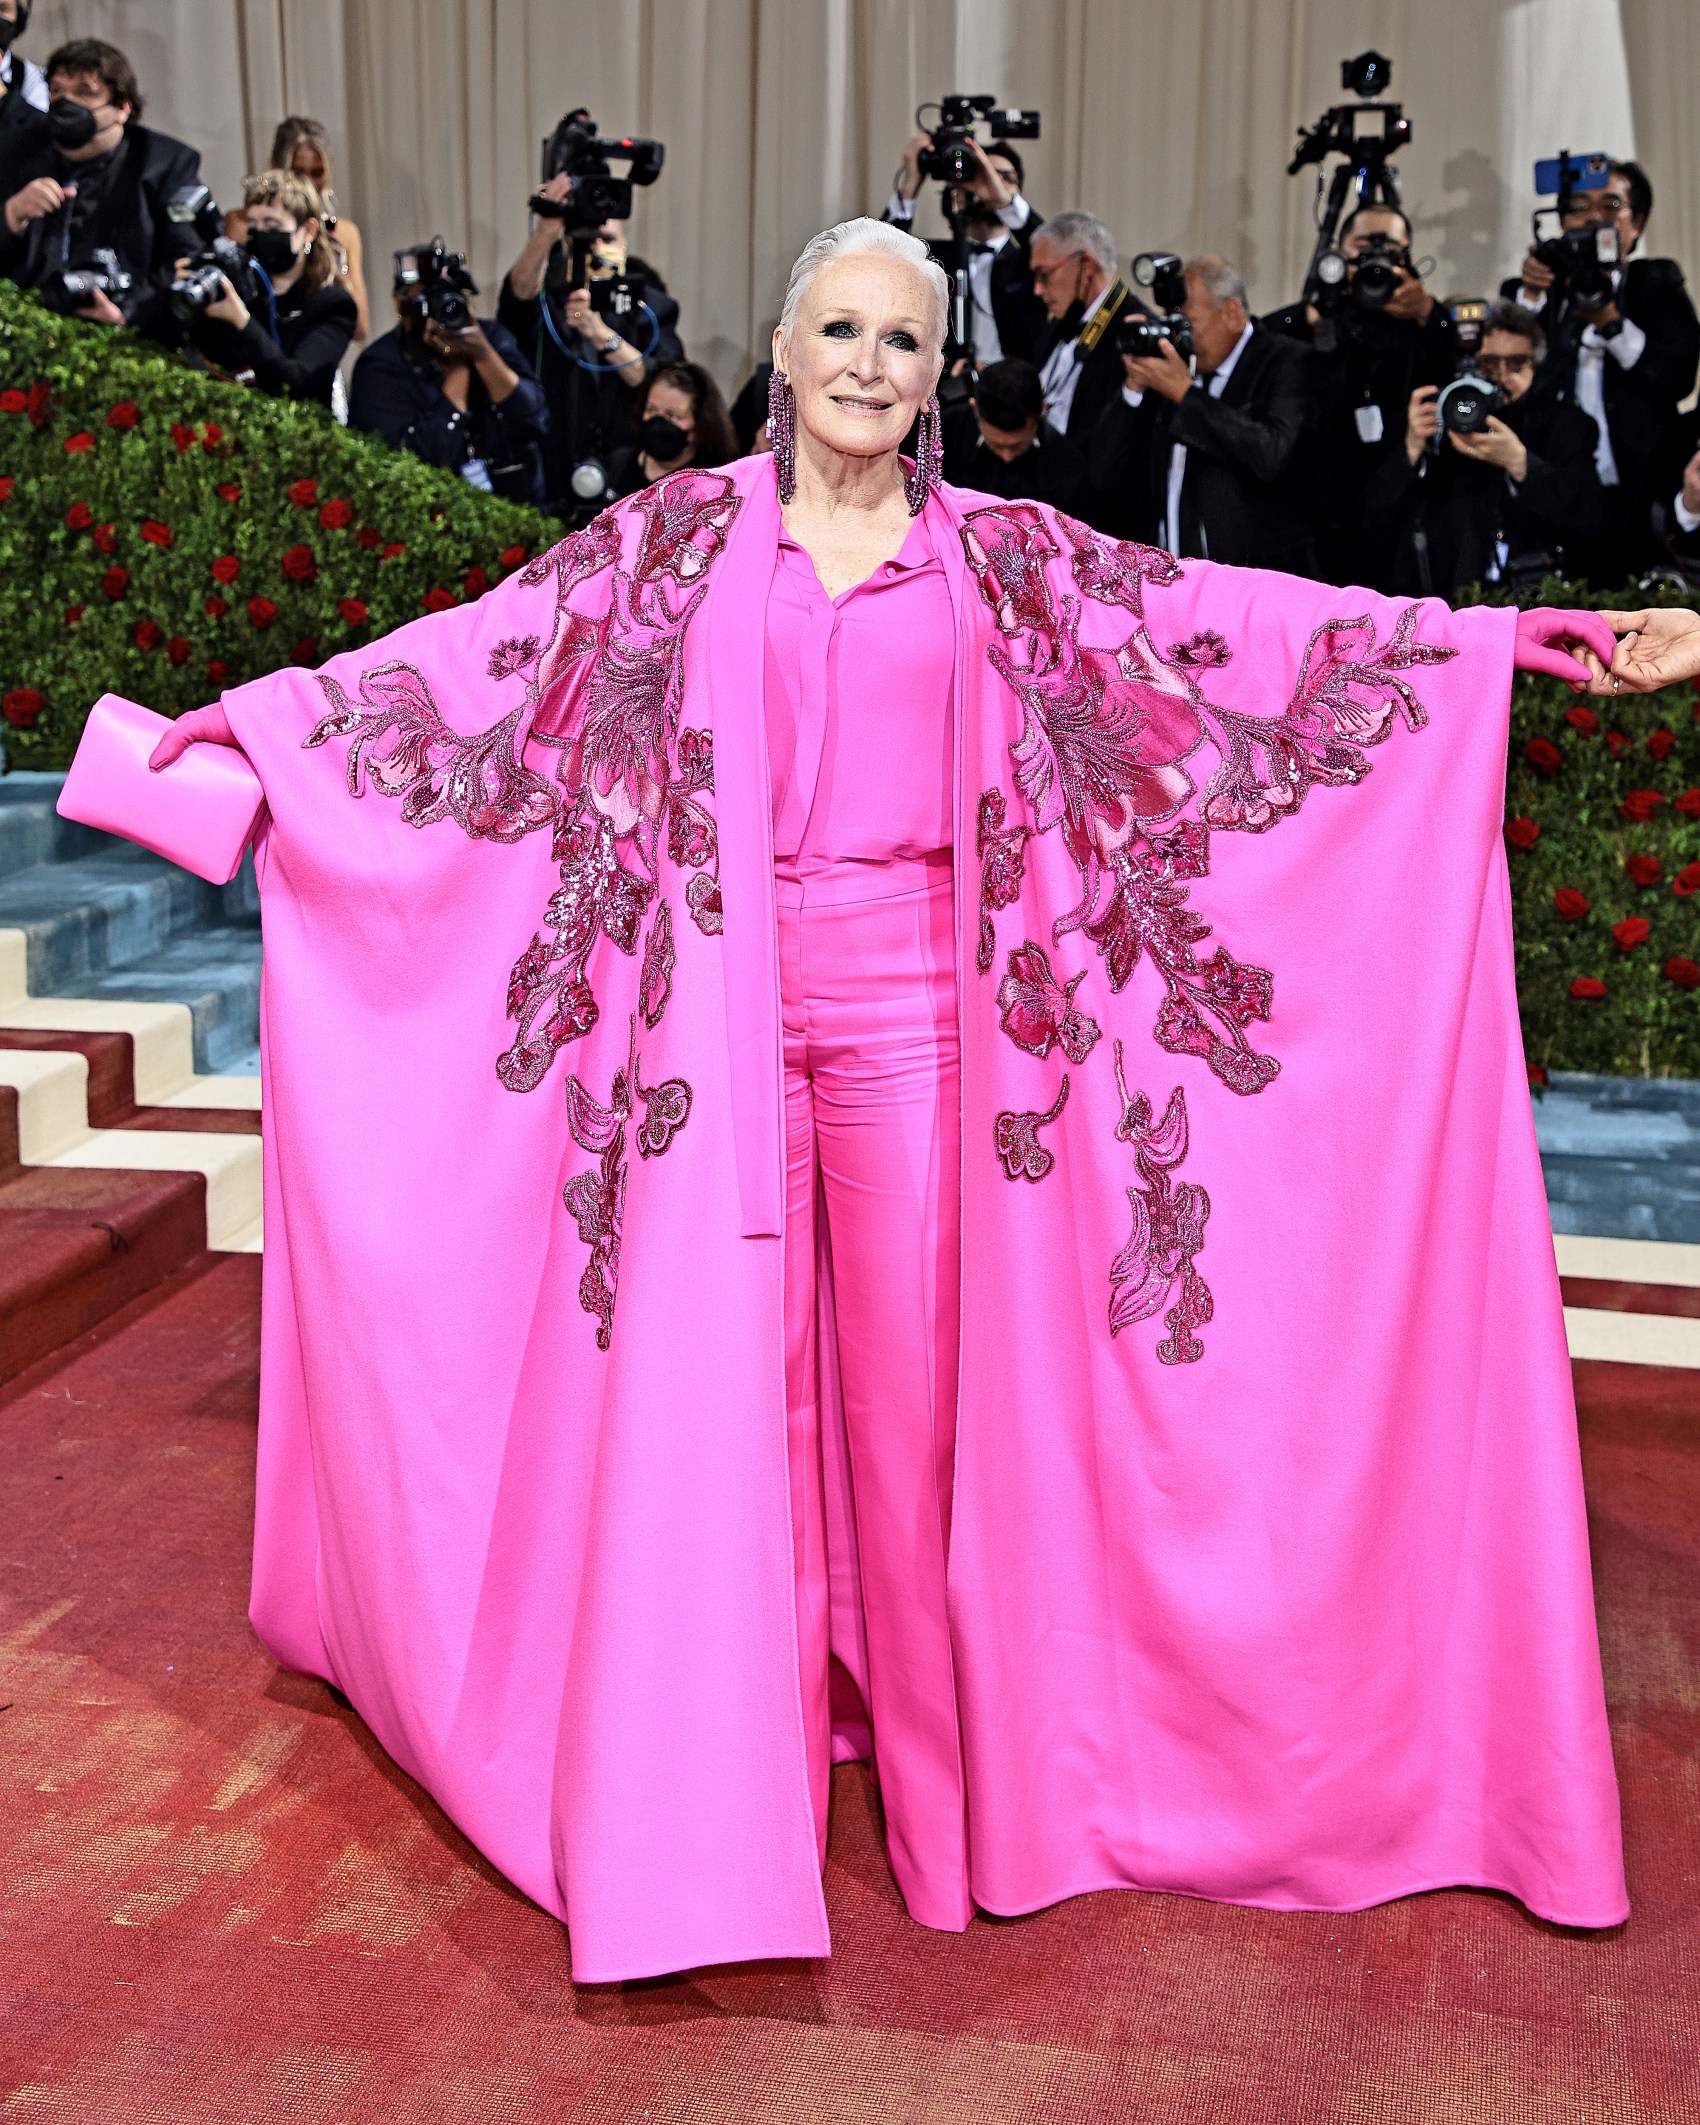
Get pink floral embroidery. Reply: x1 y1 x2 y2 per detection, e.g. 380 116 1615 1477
976 787 1030 973
640 902 676 1028
633 1054 693 1159
686 872 723 937
1107 1044 1211 1364
996 940 1100 1064
994 1074 1070 1182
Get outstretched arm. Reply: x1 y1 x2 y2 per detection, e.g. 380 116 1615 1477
149 701 240 770
1574 607 1700 694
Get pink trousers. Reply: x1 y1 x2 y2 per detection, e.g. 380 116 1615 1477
778 853 972 1932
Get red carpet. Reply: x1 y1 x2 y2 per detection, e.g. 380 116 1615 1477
1 1260 1695 2123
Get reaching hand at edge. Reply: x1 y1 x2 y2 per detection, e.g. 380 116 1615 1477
1573 608 1700 695
148 701 239 771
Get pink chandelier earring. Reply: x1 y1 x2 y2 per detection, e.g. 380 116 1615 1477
905 392 943 514
767 367 797 503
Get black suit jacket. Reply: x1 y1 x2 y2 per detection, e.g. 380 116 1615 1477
1088 323 1318 572
881 200 1047 364
0 117 203 345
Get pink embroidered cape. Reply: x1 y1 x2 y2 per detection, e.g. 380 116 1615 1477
91 453 1625 1980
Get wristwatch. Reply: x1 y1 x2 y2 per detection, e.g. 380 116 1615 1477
601 332 622 356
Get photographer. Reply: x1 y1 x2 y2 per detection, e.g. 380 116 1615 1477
1028 212 1131 454
940 356 1085 510
1657 408 1700 580
0 36 202 343
604 360 737 499
498 181 681 514
226 117 369 340
177 172 355 408
1263 202 1455 581
1092 255 1315 571
1361 301 1604 596
884 132 1045 364
351 244 548 508
1503 160 1699 585
0 3 46 142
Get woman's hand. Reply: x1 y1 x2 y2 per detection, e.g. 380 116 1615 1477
149 702 240 771
1577 608 1700 695
204 274 250 330
1512 608 1620 688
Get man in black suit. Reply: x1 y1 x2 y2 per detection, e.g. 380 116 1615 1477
1026 212 1134 530
0 36 204 346
940 356 1086 513
1360 301 1604 596
884 133 1046 366
1501 159 1699 587
1655 407 1700 582
1089 255 1316 573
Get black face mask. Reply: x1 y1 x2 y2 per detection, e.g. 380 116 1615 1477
639 414 690 461
244 227 299 280
47 97 100 150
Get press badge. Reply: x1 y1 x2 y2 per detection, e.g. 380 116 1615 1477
1354 404 1385 444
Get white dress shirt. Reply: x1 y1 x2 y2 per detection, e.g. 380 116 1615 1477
1515 282 1646 489
1122 320 1255 558
1038 280 1117 433
0 51 48 109
884 192 1032 367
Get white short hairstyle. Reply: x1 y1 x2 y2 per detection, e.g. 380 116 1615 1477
778 216 949 348
1187 254 1248 310
1032 211 1117 275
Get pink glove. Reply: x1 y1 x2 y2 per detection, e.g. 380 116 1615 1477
148 701 239 771
1512 606 1618 689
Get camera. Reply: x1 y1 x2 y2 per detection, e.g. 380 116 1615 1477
1528 150 1622 315
1309 228 1414 315
531 107 664 234
393 239 478 333
1117 253 1194 362
1288 52 1410 178
39 246 133 316
169 237 262 319
1290 53 1413 321
1434 298 1503 439
914 94 1040 186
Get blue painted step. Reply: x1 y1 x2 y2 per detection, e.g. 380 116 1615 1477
1537 1073 1700 1245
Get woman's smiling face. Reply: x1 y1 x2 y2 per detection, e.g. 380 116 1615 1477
775 252 943 463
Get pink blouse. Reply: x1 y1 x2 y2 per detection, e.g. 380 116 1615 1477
764 509 956 867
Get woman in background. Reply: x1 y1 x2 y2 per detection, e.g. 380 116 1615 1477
226 114 368 338
605 357 738 498
187 169 356 408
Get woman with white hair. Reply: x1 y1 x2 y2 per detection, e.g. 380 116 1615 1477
75 217 1635 1979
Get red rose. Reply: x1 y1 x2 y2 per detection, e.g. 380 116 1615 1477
165 636 191 667
170 421 194 453
1569 977 1609 1000
422 586 456 613
105 401 138 430
1563 705 1599 736
0 475 13 504
63 605 82 627
206 660 229 684
1647 727 1677 760
201 422 223 452
133 618 162 651
62 430 94 455
210 554 240 584
463 565 490 597
2 687 43 728
1553 887 1590 921
139 519 174 548
382 541 405 558
1673 789 1700 819
1605 730 1630 759
280 543 318 583
247 595 277 629
1664 956 1700 990
0 389 26 414
205 595 227 619
1504 817 1541 852
289 636 319 666
318 498 354 530
91 522 117 554
216 483 243 504
355 525 381 549
1612 916 1651 951
65 500 93 530
101 565 129 599
1620 789 1667 823
286 477 318 506
1626 854 1663 887
1523 736 1562 775
1528 1063 1548 1088
1672 862 1700 898
24 380 48 426
337 597 368 626
500 544 527 568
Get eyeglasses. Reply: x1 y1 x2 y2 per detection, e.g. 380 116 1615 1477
1029 255 1081 285
1476 354 1534 377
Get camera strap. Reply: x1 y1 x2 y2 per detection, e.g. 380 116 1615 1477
1074 278 1129 363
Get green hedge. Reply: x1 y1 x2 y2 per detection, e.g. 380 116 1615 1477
0 286 1695 1076
0 280 558 768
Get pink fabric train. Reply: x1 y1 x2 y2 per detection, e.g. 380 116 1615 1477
66 452 1626 1980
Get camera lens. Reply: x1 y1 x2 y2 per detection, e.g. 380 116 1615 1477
1437 376 1498 434
570 460 611 502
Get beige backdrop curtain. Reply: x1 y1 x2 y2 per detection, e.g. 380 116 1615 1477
23 1 1693 395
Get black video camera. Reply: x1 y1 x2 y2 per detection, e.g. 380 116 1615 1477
1116 253 1194 363
1289 51 1410 178
1291 53 1413 322
1309 227 1415 316
1434 298 1503 441
40 246 134 317
1529 152 1621 315
531 107 664 233
393 239 478 333
915 94 1039 186
170 237 265 319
